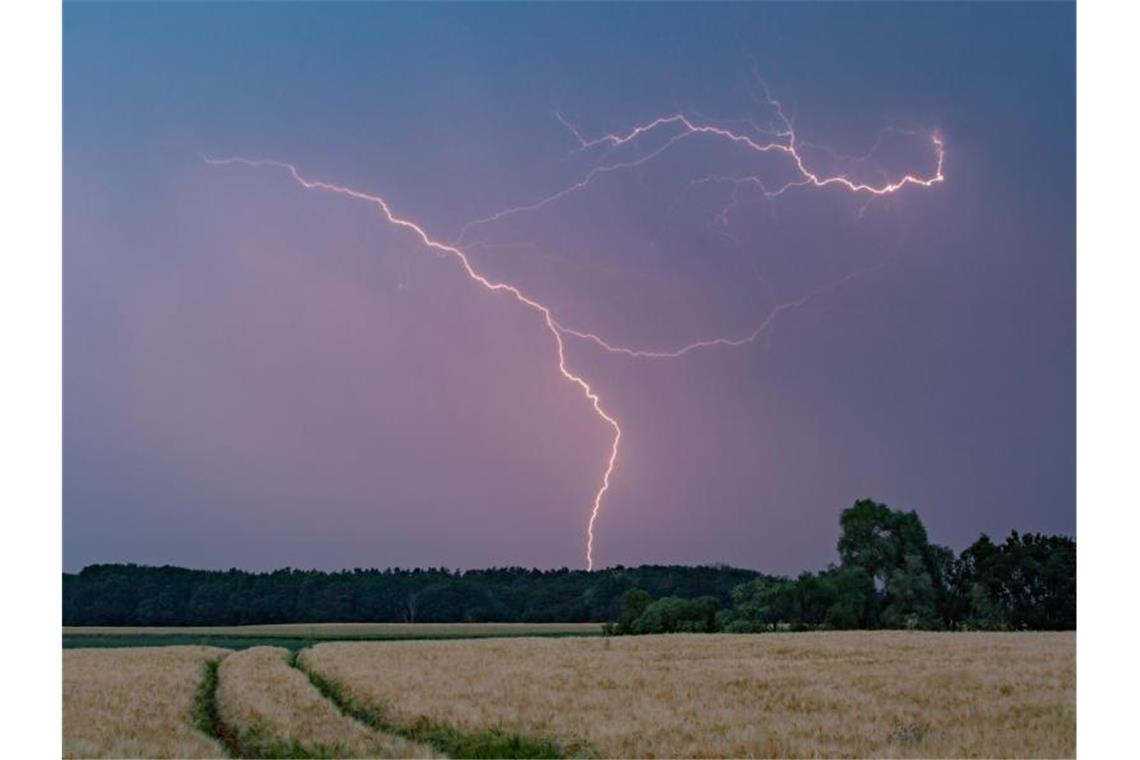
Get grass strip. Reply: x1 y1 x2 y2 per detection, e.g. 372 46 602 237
64 630 601 651
193 658 246 758
226 726 345 760
66 635 322 651
288 651 590 759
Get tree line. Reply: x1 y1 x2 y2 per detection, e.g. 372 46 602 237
63 500 1074 630
63 561 756 626
609 500 1075 633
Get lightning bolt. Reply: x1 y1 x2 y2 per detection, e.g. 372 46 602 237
203 156 621 571
457 114 943 246
205 81 944 571
553 248 903 361
460 81 943 363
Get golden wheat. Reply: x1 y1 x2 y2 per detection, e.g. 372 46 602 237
303 631 1075 758
215 645 436 758
62 645 227 759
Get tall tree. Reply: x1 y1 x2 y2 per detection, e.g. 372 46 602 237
837 499 953 628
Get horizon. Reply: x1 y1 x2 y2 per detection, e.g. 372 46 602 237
64 503 1072 577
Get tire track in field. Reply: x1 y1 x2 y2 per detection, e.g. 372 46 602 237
290 648 591 759
208 646 436 758
193 656 248 758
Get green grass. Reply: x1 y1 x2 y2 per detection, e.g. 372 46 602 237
65 635 324 651
288 651 591 759
63 631 600 651
193 658 246 758
228 724 348 760
63 623 603 651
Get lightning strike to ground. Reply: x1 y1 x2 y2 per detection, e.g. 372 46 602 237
203 155 622 571
205 82 944 571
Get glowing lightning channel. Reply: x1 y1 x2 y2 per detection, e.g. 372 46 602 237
553 252 900 360
550 126 941 359
453 132 692 246
459 86 944 363
457 85 945 247
206 84 945 571
554 293 821 360
203 156 621 571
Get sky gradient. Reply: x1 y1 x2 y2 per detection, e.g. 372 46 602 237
64 2 1075 574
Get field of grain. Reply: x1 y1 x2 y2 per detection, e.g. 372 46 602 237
63 646 227 759
63 632 1075 758
303 632 1076 758
215 646 435 758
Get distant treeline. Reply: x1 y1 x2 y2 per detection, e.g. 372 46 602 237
63 562 757 626
64 500 1075 631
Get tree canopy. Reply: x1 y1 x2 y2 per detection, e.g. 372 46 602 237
712 500 1074 632
63 563 756 626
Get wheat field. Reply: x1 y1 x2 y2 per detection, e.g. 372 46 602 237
215 646 436 758
302 632 1075 758
62 646 227 759
63 632 1075 758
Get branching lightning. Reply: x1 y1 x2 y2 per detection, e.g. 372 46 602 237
202 155 621 570
458 91 943 246
462 83 943 364
205 80 944 571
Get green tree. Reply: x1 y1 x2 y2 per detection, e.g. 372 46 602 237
821 565 877 629
880 554 938 629
629 596 720 634
614 587 652 634
837 499 952 628
949 531 1075 630
721 576 796 631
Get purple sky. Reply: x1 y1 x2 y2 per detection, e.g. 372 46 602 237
64 3 1074 574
